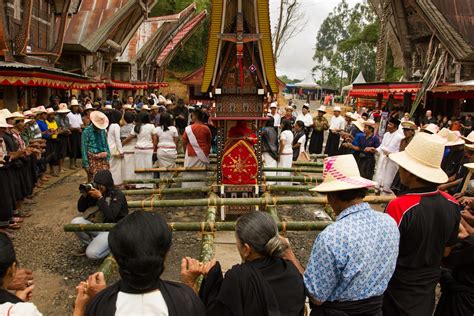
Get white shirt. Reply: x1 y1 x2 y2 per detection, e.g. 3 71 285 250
297 134 306 155
67 112 83 129
0 302 42 316
329 115 345 131
155 126 178 149
296 113 313 127
107 123 123 154
131 123 155 149
115 290 169 316
269 113 281 127
280 130 294 154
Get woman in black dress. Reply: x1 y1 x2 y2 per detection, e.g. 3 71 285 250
181 211 306 316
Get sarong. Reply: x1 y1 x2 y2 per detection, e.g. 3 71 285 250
157 148 177 179
263 152 277 185
109 155 123 186
86 152 109 182
309 130 324 154
277 153 293 186
182 154 208 188
134 148 153 189
324 131 340 156
69 130 82 159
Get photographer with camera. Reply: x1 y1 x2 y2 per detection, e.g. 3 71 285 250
71 169 128 260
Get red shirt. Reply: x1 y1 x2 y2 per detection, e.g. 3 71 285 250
182 123 212 157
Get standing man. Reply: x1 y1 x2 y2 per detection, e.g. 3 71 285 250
299 154 399 314
348 119 380 180
383 132 461 315
268 102 281 129
181 109 211 188
81 111 110 182
308 105 328 154
324 106 345 156
296 104 313 149
374 118 403 195
67 100 83 169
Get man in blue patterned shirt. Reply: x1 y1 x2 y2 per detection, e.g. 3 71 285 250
304 154 399 315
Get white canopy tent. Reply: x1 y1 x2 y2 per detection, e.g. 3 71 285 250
341 72 366 95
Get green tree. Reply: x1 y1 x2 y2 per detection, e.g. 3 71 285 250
312 0 377 90
279 75 302 84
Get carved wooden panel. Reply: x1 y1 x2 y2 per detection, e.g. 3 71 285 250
215 95 263 117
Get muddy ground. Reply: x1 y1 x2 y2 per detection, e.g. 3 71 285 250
12 170 325 315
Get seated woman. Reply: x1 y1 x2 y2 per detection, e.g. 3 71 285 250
180 211 306 316
0 232 40 315
77 210 205 315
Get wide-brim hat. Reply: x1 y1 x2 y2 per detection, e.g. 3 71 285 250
364 119 376 128
32 106 47 114
0 116 12 128
464 162 474 170
462 131 474 143
310 154 375 192
11 111 25 119
401 121 417 130
333 106 341 112
0 109 14 119
70 99 79 106
141 105 151 111
46 108 55 115
57 103 71 113
389 133 448 184
23 110 34 118
122 104 134 110
421 123 439 135
317 105 326 113
438 128 465 146
84 104 94 111
90 111 109 129
104 104 113 110
353 119 365 132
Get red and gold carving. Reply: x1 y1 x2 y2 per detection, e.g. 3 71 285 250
221 139 258 185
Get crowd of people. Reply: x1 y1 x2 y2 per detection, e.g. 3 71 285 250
0 95 473 315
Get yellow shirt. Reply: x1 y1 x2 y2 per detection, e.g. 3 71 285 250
46 120 58 139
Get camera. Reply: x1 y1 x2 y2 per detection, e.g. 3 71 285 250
79 183 95 193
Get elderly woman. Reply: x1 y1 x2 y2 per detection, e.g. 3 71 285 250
181 211 306 315
75 211 206 315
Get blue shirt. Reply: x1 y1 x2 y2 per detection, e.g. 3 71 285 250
352 133 380 157
303 202 399 302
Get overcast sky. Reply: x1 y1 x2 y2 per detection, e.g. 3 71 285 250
269 0 362 81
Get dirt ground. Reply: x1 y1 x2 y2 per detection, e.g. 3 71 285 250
13 169 327 315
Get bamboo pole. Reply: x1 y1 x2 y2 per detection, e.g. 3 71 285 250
98 255 119 283
134 167 322 173
123 175 323 184
174 159 323 167
175 154 327 159
125 195 393 209
64 220 332 232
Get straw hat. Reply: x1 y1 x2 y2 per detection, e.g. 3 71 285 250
122 104 134 110
421 123 439 135
0 109 14 119
141 104 151 111
437 128 465 146
464 162 474 170
11 111 25 119
70 99 79 106
310 154 375 192
90 111 109 129
352 119 365 132
23 110 34 118
317 105 326 113
33 106 47 114
46 108 55 115
364 119 376 128
57 103 71 113
150 104 159 110
462 131 474 143
401 121 417 130
269 102 277 109
333 106 341 112
389 133 448 184
344 111 352 118
84 104 94 111
104 104 113 110
0 116 12 128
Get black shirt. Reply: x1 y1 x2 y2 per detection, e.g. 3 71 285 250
77 188 128 223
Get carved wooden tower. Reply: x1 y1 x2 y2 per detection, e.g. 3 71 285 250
201 0 278 218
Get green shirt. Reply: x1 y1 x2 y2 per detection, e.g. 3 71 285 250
81 125 110 167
